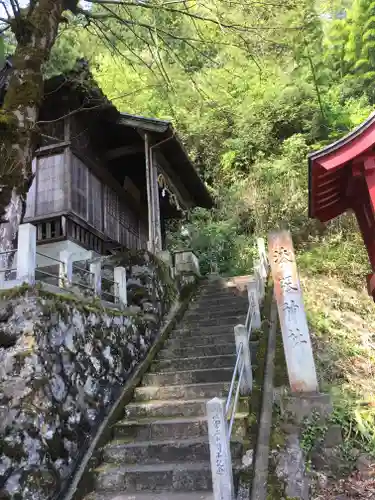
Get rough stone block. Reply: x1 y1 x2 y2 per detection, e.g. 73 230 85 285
323 425 343 448
284 393 333 424
356 454 375 479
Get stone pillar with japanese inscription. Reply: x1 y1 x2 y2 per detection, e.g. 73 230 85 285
268 230 318 393
206 397 235 500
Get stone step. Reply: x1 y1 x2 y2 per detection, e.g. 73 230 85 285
189 300 248 312
198 290 248 301
141 367 237 386
157 343 236 359
134 382 231 402
158 341 258 360
193 296 248 307
102 437 243 465
125 398 249 419
183 315 246 328
150 354 237 373
156 343 258 364
177 318 246 337
166 334 236 348
184 307 247 320
85 491 214 500
113 414 248 441
85 492 214 500
94 461 213 493
170 326 238 339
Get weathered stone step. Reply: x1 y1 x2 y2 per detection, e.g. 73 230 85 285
198 290 247 300
158 341 258 360
170 325 239 339
184 306 247 320
84 491 214 500
193 296 248 307
125 398 249 419
85 492 214 500
94 461 213 493
156 343 258 364
166 334 236 348
134 382 231 402
102 437 243 465
183 315 246 328
170 329 237 342
151 354 237 373
113 414 248 441
190 300 248 310
157 343 236 359
141 367 236 386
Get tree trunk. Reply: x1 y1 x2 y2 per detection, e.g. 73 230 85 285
0 0 65 259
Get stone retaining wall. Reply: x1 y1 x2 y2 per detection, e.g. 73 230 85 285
0 251 178 500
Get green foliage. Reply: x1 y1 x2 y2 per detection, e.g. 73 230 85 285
329 393 375 456
298 226 369 289
300 411 328 456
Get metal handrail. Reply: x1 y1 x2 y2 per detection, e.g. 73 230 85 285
246 308 255 340
36 252 63 265
101 278 119 301
228 359 245 437
0 249 16 256
225 305 256 440
225 342 243 415
36 269 60 279
206 239 270 500
102 276 116 285
72 263 94 276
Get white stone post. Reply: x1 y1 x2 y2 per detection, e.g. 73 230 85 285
257 237 268 280
90 260 102 296
268 230 319 393
234 324 253 395
59 251 72 288
247 279 261 330
254 260 265 302
157 250 174 279
114 266 127 308
206 397 235 500
174 251 201 277
16 223 36 285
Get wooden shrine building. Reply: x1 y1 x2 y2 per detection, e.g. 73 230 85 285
308 111 375 300
0 60 213 262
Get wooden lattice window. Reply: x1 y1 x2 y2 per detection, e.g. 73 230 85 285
71 155 103 231
71 155 88 219
88 172 103 229
104 186 119 241
118 201 140 248
35 154 66 216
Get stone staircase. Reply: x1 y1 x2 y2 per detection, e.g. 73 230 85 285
85 278 258 500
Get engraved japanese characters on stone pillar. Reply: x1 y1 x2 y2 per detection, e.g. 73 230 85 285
206 398 235 500
268 230 318 393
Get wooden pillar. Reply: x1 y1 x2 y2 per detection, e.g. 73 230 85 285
151 150 162 253
144 134 162 254
145 133 154 253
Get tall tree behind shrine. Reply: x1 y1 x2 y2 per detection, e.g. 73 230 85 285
0 0 295 255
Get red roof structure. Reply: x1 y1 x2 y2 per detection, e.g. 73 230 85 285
308 111 375 300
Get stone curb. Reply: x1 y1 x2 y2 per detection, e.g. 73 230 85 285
250 295 278 500
61 287 197 500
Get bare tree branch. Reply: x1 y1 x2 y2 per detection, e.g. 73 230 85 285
82 0 299 31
